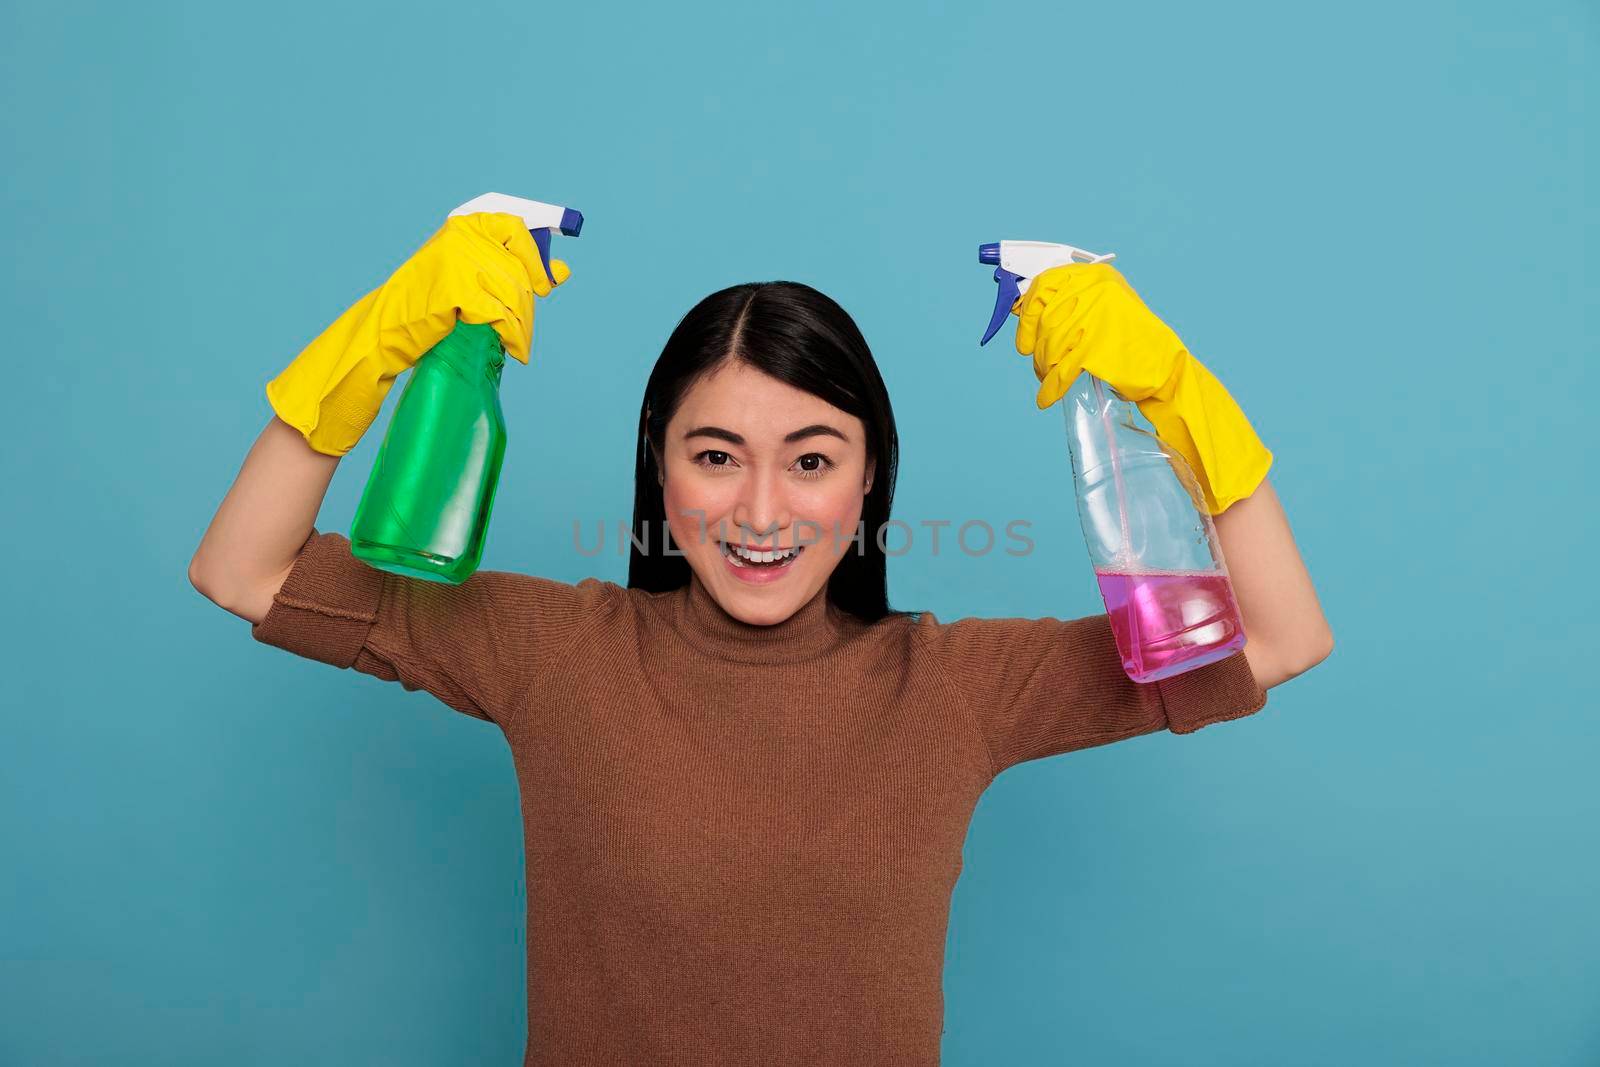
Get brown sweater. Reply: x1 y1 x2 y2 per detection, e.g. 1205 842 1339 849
252 530 1268 1065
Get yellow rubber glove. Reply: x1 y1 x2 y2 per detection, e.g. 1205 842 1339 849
1014 262 1273 515
266 212 570 456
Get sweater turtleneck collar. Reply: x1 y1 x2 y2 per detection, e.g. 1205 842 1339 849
674 570 848 664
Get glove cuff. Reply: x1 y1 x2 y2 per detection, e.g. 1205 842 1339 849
266 365 392 458
266 287 405 457
1141 353 1274 516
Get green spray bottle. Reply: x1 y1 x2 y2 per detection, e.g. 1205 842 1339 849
350 192 583 584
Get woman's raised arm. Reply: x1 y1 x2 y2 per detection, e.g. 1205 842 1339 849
189 208 567 625
1007 261 1332 692
1213 475 1335 690
189 415 338 624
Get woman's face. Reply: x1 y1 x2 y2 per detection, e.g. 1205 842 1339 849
658 360 874 626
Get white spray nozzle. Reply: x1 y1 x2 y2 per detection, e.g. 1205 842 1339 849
978 239 1117 346
993 240 1115 287
449 192 583 236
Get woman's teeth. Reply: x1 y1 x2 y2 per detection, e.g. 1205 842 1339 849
722 542 803 568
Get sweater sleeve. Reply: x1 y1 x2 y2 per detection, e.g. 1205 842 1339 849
250 529 618 728
912 609 1268 777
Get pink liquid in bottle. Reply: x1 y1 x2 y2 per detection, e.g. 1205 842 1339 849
1095 569 1246 683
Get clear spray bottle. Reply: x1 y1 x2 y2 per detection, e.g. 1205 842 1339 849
977 240 1245 683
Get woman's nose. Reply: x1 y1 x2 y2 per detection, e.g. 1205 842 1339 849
731 468 791 542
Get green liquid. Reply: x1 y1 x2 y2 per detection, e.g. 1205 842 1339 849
350 321 507 584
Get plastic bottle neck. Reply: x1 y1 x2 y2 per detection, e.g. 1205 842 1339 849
432 321 505 384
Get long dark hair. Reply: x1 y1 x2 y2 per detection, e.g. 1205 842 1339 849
627 281 905 623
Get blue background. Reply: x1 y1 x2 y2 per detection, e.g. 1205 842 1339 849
3 2 1593 1063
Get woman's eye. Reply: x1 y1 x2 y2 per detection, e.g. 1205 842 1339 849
691 450 835 478
694 450 733 470
796 453 836 479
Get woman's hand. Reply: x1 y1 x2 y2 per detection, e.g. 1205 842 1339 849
1012 262 1273 516
266 212 571 456
1015 262 1183 411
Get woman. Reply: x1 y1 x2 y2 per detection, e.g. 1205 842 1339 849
191 210 1332 1066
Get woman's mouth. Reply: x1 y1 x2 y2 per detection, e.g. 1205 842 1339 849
720 540 805 582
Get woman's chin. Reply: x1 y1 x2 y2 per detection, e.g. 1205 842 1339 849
701 549 816 624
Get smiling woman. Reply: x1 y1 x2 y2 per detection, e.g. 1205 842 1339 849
629 282 904 626
662 362 877 618
686 416 852 574
211 272 1302 1067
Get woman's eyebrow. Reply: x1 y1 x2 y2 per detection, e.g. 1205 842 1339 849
683 424 849 445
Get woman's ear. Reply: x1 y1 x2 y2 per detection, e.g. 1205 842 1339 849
863 457 876 495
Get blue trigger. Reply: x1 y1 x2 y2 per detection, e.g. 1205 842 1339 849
530 228 553 285
981 268 1023 346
